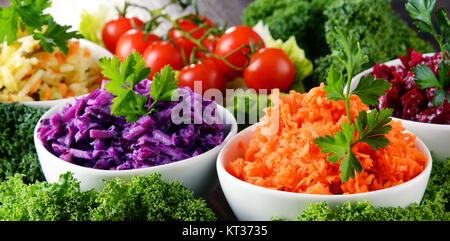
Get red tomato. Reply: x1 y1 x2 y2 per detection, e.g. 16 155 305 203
195 34 217 58
102 16 144 53
115 29 160 61
168 14 216 62
214 26 265 80
178 58 226 95
143 40 185 78
243 48 295 92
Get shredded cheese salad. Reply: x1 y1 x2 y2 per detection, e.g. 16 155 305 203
0 35 103 102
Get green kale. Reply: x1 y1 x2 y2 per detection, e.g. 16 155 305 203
242 0 433 86
0 173 96 221
0 172 216 221
242 0 329 60
91 174 216 221
286 160 450 221
0 103 47 183
313 0 434 83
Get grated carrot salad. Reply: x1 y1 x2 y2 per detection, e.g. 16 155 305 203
228 83 427 195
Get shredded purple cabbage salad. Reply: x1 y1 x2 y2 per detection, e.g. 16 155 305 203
37 79 225 170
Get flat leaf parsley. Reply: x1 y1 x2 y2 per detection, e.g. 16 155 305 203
314 29 392 182
406 0 450 106
0 0 82 54
98 52 178 123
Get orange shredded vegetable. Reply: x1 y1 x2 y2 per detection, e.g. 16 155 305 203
67 40 80 57
29 79 41 94
228 84 427 195
44 86 51 100
58 83 68 97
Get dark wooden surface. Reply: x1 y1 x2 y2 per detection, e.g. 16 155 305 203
0 0 449 221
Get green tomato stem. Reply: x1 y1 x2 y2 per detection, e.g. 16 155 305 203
163 15 249 71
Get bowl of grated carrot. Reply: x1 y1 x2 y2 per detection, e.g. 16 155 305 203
0 37 112 108
217 84 432 221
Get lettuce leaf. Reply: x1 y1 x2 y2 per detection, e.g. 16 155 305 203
79 8 107 47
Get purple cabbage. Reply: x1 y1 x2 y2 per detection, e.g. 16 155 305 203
37 79 225 170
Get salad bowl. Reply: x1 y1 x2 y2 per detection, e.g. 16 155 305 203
217 123 432 221
34 98 238 198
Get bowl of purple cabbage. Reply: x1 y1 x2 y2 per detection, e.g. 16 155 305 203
34 78 237 198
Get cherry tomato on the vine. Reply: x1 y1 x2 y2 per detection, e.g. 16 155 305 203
115 29 160 61
243 48 295 92
214 26 265 80
178 58 226 95
195 34 218 58
102 16 144 53
143 40 185 78
168 14 216 62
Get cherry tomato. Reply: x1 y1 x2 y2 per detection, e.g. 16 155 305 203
195 34 218 58
243 48 295 92
214 26 265 80
178 58 226 95
115 29 161 61
168 14 216 62
102 16 144 53
143 40 185 78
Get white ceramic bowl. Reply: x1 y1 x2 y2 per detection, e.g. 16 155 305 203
351 53 450 162
217 123 432 221
34 98 238 198
1 38 112 109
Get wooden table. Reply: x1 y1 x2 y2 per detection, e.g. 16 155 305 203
0 0 448 221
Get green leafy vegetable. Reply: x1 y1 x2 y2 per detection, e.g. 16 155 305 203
313 29 392 182
313 0 433 84
0 0 82 54
33 18 82 55
98 52 178 123
148 65 178 111
0 172 216 221
226 92 272 132
315 108 393 182
78 8 107 46
352 76 393 107
406 0 450 106
0 103 46 184
99 52 150 122
242 0 329 60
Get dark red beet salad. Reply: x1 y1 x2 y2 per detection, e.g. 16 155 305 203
37 79 225 170
370 49 449 124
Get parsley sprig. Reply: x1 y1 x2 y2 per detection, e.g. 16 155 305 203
98 52 178 123
313 29 393 182
0 0 82 54
406 0 450 106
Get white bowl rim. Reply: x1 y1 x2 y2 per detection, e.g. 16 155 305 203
34 97 238 174
217 122 433 200
0 38 112 106
353 52 450 128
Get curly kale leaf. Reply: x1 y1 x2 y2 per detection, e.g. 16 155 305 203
0 172 216 221
313 0 433 84
0 173 96 221
0 103 47 183
242 0 329 60
91 173 216 221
